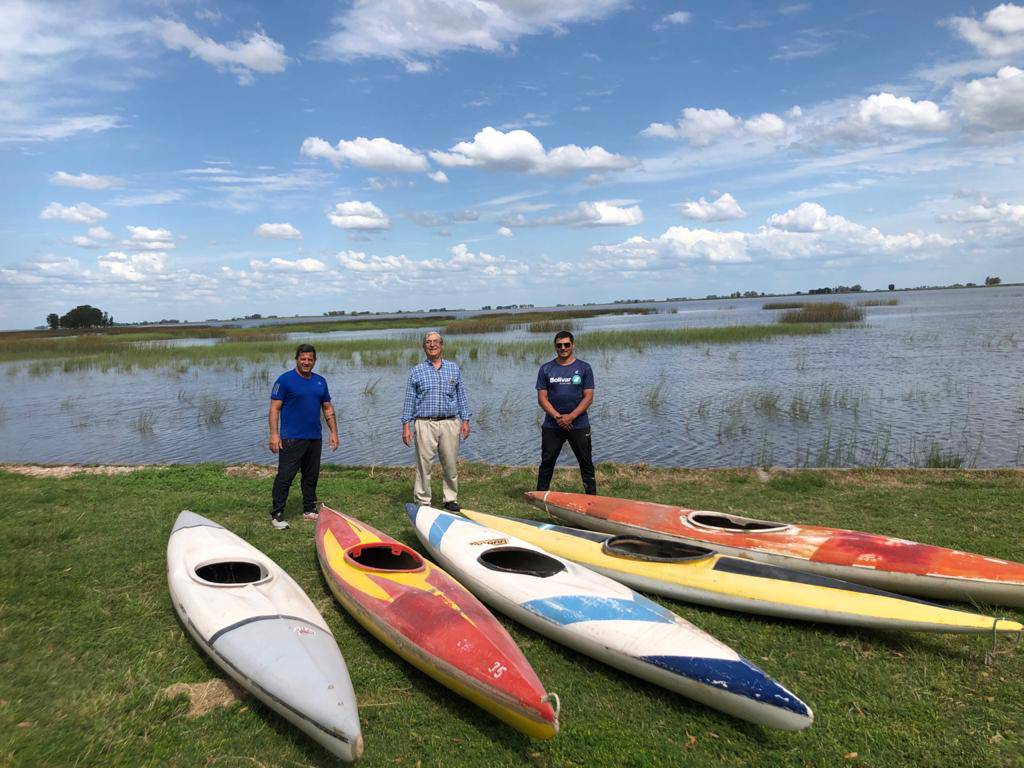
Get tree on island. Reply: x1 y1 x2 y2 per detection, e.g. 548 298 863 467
888 284 895 291
984 276 1001 286
46 313 60 330
51 305 114 329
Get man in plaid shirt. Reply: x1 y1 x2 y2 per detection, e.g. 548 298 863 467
402 331 472 510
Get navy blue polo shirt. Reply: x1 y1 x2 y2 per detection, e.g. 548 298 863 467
271 369 331 439
536 358 594 430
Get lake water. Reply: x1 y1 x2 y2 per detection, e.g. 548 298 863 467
2 286 1021 469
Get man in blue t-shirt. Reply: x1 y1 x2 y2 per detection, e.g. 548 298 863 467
268 344 338 530
535 330 596 495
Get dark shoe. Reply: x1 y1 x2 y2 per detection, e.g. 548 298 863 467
442 501 461 512
271 513 289 530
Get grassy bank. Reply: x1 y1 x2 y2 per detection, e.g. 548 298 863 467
443 308 654 335
1 464 1022 767
0 323 852 370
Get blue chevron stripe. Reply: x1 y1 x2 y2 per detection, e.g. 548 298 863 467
428 513 458 550
522 593 676 625
403 503 420 524
641 656 811 716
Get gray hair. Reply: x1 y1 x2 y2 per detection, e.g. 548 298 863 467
422 331 444 345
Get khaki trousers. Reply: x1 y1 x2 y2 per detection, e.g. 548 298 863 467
413 418 461 505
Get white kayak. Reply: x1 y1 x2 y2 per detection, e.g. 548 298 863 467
405 504 813 732
167 511 363 761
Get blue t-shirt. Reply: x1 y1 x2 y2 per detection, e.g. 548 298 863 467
536 358 594 430
271 369 331 439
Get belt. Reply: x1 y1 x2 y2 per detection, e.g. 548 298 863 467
420 415 456 421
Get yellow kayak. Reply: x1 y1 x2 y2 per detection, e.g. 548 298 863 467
462 510 1023 635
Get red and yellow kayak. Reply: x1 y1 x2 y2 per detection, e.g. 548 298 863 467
316 505 558 739
525 491 1024 609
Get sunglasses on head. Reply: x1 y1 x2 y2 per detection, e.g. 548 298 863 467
555 341 573 348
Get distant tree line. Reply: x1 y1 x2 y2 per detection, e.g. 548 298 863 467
46 305 114 330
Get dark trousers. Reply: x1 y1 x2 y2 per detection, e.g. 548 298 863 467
271 439 322 517
537 427 596 495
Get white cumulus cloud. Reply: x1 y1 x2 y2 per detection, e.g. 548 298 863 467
428 170 449 183
49 171 125 189
430 126 635 174
152 19 288 85
255 223 302 240
678 193 747 221
250 257 326 272
319 0 628 69
854 92 951 132
953 66 1024 132
744 112 788 138
767 202 858 233
497 226 514 237
507 200 644 227
948 3 1024 58
591 203 958 273
644 107 790 145
98 250 168 282
656 11 692 28
327 201 391 230
39 202 108 224
128 225 173 242
300 136 429 172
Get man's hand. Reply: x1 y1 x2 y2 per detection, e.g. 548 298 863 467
460 420 471 440
555 413 574 430
329 432 339 451
402 423 412 446
269 436 281 453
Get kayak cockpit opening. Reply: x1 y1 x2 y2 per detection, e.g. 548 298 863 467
345 542 425 573
194 560 269 585
479 547 566 578
686 511 790 533
602 535 714 563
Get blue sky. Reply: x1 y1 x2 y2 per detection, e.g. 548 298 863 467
3 0 1023 328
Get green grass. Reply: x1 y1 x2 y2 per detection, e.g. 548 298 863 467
1 465 1022 767
527 320 579 334
443 308 653 335
779 303 865 324
762 302 806 310
0 324 853 371
856 299 899 307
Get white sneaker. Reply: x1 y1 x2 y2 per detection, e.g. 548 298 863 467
303 510 319 522
271 514 289 530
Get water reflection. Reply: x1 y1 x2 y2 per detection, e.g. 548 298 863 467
2 287 1022 468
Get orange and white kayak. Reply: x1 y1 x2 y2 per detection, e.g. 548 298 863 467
525 491 1024 609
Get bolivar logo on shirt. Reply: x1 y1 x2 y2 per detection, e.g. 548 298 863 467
549 374 582 385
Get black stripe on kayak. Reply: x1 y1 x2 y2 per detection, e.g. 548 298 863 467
712 558 941 605
208 614 331 645
169 522 222 534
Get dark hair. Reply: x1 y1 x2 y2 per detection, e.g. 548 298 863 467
295 344 317 359
553 330 574 344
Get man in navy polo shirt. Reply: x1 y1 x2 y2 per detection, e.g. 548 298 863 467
268 344 338 530
535 330 596 495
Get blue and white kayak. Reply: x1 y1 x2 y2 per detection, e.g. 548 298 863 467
167 511 363 761
405 504 813 731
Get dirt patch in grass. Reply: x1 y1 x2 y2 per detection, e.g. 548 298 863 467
163 680 244 717
0 464 144 478
224 463 276 478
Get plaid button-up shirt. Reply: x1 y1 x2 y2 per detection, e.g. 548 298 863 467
401 358 471 423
